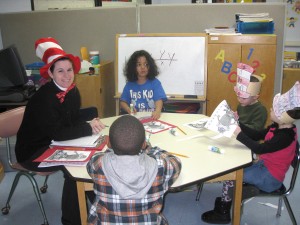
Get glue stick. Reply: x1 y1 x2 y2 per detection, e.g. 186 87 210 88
170 128 178 136
130 103 134 114
208 145 225 154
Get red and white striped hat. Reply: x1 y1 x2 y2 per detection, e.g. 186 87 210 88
234 63 262 98
35 37 81 79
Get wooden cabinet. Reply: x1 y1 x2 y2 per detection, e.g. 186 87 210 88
75 60 115 118
206 35 276 124
282 68 300 93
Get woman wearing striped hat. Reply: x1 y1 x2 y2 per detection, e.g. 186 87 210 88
15 37 105 225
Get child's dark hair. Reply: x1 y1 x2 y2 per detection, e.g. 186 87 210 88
124 50 159 82
109 115 145 155
250 76 260 82
287 109 300 120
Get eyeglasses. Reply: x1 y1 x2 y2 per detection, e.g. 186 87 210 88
136 63 149 68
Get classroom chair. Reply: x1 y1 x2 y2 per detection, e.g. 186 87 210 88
0 106 99 225
196 147 300 225
241 146 300 225
0 106 52 225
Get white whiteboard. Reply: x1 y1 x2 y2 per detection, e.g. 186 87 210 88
116 34 207 99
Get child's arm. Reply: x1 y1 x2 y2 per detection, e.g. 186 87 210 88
152 99 163 120
236 126 294 154
144 146 182 186
120 84 137 114
239 122 267 141
120 100 136 115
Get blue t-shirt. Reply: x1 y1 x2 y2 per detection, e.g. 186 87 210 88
120 78 167 112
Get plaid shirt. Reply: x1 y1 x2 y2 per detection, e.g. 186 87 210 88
86 147 182 225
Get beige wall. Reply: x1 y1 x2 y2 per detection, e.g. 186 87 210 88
0 7 137 65
0 3 285 93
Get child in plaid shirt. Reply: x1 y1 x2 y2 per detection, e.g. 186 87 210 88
87 115 182 225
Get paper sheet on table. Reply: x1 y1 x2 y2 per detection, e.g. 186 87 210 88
38 161 88 167
204 100 238 138
51 133 102 148
140 118 176 134
184 118 209 130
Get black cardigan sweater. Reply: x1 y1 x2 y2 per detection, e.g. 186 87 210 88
15 81 92 162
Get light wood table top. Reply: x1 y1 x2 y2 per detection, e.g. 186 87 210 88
65 112 252 225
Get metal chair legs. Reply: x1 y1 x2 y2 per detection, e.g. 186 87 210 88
1 171 50 225
282 196 297 225
195 183 204 201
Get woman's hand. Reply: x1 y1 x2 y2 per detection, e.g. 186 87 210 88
89 118 105 134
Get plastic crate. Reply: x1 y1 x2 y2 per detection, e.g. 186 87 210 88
237 21 274 34
25 62 45 70
25 62 46 88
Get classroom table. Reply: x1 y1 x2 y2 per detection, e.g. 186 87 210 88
64 112 253 225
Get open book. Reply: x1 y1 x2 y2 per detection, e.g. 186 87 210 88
36 134 108 167
34 143 108 168
34 148 95 162
204 100 238 138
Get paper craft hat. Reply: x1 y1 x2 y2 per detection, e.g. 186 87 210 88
35 37 81 79
273 81 300 124
234 63 262 98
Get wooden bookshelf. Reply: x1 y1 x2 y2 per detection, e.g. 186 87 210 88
282 68 300 93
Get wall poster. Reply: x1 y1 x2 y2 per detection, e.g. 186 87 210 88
285 0 300 46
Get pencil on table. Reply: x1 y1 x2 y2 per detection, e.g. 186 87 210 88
177 126 187 135
168 152 189 158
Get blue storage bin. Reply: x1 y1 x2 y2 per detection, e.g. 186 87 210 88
237 21 274 34
25 62 46 89
25 62 45 70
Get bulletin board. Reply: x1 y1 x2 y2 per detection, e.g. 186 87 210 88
115 33 207 100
